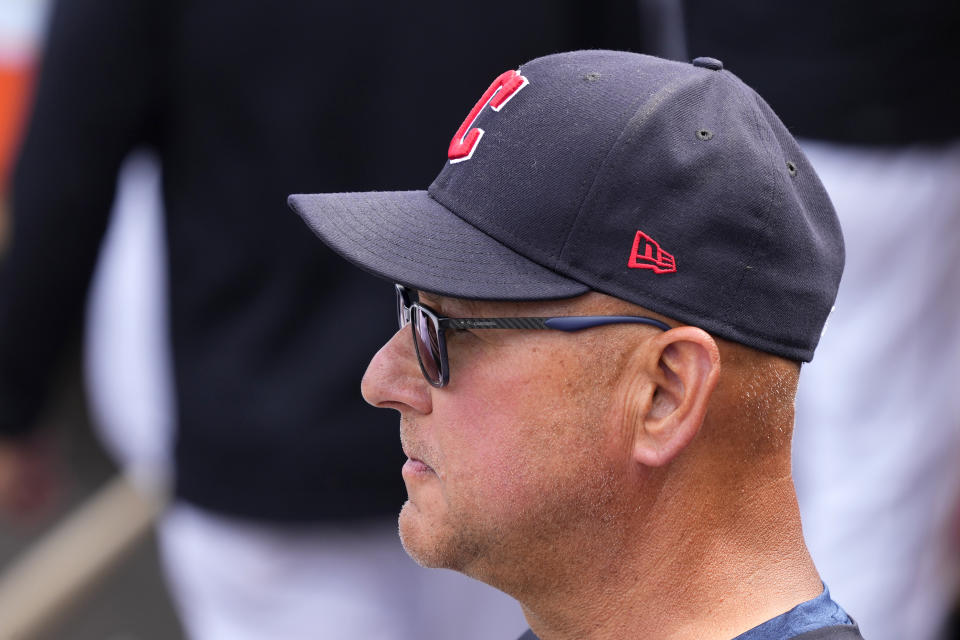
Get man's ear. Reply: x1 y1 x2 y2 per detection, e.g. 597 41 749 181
630 327 721 467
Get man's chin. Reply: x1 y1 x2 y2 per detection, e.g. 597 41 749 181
398 499 456 569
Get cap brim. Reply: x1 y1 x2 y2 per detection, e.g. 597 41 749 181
288 190 589 300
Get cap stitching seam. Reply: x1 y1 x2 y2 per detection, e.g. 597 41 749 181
557 69 691 260
715 79 776 324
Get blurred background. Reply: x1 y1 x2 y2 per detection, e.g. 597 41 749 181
0 1 958 639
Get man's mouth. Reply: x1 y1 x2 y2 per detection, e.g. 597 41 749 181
400 420 437 475
403 457 435 475
401 445 436 476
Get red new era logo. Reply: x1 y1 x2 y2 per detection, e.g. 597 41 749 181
627 230 676 274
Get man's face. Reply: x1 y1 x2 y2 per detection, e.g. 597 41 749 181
361 292 653 586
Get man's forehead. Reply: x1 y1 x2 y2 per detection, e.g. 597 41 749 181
416 289 670 321
416 291 565 316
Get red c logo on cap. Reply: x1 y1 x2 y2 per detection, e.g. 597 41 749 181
448 69 528 164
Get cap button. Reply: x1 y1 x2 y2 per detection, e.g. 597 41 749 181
692 56 723 71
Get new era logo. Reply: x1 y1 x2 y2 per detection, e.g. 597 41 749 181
627 230 676 274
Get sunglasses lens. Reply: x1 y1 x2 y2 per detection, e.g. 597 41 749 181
412 306 442 385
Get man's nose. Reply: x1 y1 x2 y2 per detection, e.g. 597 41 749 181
361 328 432 414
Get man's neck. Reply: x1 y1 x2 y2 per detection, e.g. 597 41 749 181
516 475 822 640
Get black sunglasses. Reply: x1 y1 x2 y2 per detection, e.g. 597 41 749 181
395 284 671 387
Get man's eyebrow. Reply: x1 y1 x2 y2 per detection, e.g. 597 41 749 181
416 291 442 307
417 291 454 313
418 291 480 317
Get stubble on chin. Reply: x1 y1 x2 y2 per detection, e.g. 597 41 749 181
397 499 435 567
397 497 488 573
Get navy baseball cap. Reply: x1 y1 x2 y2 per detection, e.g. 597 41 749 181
289 50 844 362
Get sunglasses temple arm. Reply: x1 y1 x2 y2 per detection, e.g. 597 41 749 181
543 316 671 332
447 317 670 332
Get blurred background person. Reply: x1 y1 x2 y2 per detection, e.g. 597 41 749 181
84 150 172 496
0 0 643 638
679 2 960 640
